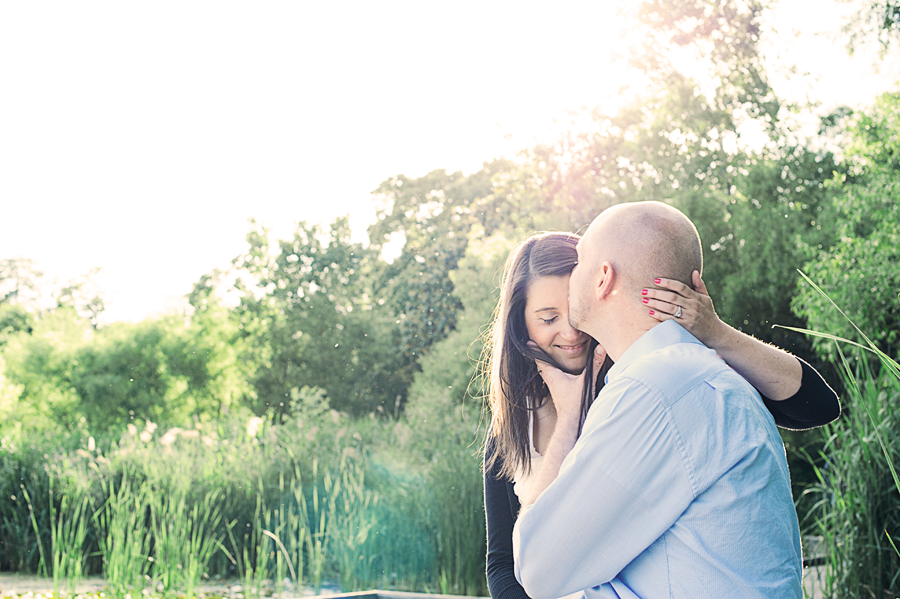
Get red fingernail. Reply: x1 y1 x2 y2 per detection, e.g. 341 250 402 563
641 289 648 296
654 278 661 284
649 310 655 315
642 298 649 304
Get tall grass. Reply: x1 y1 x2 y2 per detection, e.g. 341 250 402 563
326 457 378 591
148 482 223 599
49 477 90 598
94 469 153 598
0 405 489 595
801 355 900 596
782 271 900 598
21 484 48 578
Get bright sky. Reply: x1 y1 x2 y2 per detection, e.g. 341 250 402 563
0 0 896 323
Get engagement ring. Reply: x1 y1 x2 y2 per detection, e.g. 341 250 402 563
674 305 683 319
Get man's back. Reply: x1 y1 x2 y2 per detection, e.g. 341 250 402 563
513 321 802 599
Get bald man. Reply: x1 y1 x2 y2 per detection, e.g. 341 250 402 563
512 202 802 599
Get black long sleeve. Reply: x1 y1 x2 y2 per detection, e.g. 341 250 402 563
484 439 529 599
761 357 841 430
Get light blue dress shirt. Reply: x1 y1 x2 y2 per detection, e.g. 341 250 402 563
513 320 802 599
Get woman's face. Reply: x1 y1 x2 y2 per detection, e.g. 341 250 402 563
523 275 591 372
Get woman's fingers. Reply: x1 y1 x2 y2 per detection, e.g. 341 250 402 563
641 288 690 307
590 344 607 399
645 298 697 328
534 356 560 376
652 276 692 296
692 270 710 297
642 273 723 345
592 344 607 370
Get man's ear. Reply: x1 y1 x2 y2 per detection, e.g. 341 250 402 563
595 262 615 301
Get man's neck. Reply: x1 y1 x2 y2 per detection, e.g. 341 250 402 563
598 316 658 363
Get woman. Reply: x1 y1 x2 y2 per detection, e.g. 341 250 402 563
483 232 839 599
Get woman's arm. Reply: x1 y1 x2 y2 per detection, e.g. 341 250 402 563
484 438 531 599
642 271 840 428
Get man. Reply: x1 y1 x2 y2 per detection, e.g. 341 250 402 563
512 202 802 598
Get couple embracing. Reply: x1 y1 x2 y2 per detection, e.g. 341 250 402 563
483 201 840 599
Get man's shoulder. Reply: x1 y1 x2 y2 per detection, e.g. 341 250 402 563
613 340 756 406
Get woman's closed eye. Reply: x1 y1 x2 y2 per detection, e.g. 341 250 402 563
540 316 558 324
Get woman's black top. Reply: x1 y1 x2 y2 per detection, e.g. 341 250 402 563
483 357 840 599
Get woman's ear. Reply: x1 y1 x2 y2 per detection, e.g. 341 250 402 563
595 261 615 301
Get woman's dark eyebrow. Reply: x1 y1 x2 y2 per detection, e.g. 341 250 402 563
534 307 558 313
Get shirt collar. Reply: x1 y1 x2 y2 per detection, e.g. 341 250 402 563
605 320 702 384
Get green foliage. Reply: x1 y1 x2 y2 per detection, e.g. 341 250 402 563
55 268 106 330
0 257 44 306
0 303 35 346
95 471 153 598
71 315 246 431
704 147 841 349
232 217 405 417
840 0 900 54
393 228 511 595
794 90 900 360
367 166 499 385
1 307 91 431
49 477 90 598
407 226 513 408
804 358 900 597
0 403 487 595
71 319 175 431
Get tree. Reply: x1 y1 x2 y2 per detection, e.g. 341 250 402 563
231 217 405 417
55 268 106 330
0 258 43 306
367 165 502 373
793 90 900 358
840 0 900 54
703 146 842 350
0 306 90 431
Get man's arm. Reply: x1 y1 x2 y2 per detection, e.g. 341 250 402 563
513 377 694 599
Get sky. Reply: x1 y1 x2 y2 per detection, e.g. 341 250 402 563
0 0 897 323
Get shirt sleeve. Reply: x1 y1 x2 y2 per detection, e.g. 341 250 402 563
484 439 531 599
512 377 695 599
761 357 841 430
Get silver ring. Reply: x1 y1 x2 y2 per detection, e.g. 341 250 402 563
674 305 683 319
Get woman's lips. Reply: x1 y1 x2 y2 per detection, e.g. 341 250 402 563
555 341 588 354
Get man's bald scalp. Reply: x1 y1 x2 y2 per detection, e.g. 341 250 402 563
588 201 702 294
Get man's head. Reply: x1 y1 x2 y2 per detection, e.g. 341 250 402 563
568 201 702 358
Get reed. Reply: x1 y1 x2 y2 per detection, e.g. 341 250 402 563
231 488 272 599
783 271 900 598
94 469 153 598
49 477 90 598
148 482 223 599
1 407 492 594
327 456 378 591
306 459 330 593
287 464 309 589
20 484 48 578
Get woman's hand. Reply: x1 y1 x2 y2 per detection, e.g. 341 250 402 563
641 270 726 346
529 342 608 419
520 342 608 507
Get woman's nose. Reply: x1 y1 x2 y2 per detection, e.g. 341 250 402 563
558 323 579 341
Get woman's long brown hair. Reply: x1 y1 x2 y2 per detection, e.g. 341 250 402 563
483 232 612 481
